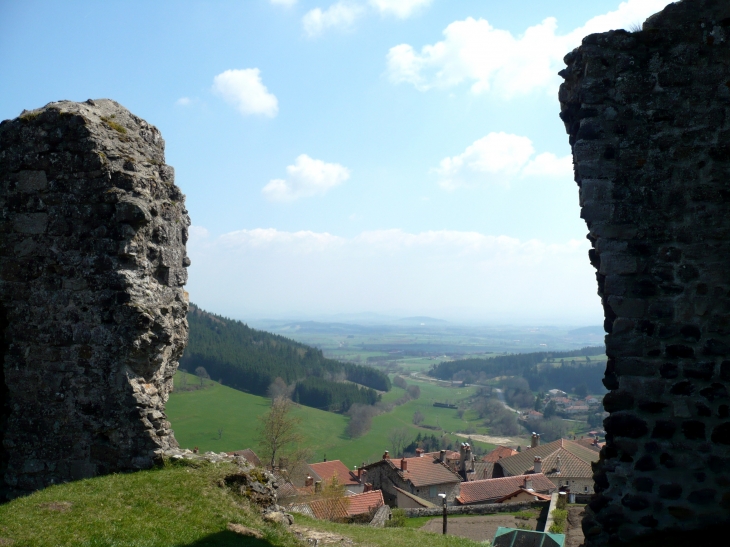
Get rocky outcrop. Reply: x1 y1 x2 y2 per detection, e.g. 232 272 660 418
559 1 730 544
0 99 190 498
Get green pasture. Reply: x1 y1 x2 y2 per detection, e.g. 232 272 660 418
167 372 495 469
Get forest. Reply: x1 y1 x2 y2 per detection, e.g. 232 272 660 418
428 346 606 393
180 304 389 412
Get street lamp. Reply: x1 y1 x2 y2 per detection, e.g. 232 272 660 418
438 493 447 535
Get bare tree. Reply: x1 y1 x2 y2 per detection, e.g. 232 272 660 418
257 396 304 469
393 376 408 389
346 404 379 438
217 428 223 440
412 410 425 425
388 427 412 458
406 385 421 399
267 377 290 401
194 366 209 386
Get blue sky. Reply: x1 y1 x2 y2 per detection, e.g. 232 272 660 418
0 0 671 324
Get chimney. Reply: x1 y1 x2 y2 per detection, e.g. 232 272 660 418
416 448 425 457
439 449 446 462
524 477 533 491
401 458 408 471
593 438 598 446
383 450 390 460
314 480 322 493
534 456 542 474
556 455 562 475
305 475 314 487
531 433 540 448
357 467 362 480
364 482 373 492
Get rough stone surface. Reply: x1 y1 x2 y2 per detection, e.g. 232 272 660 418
559 0 730 544
0 99 190 499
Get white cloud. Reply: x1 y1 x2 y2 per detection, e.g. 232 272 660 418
212 68 279 117
262 154 350 201
270 0 297 6
303 1 365 37
175 97 192 106
434 132 572 190
387 0 673 97
186 227 601 323
369 0 432 18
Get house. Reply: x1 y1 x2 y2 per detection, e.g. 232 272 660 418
393 487 436 509
455 474 555 505
290 489 384 521
493 438 599 494
471 461 495 481
573 437 604 452
363 451 462 507
482 446 518 463
526 410 543 421
565 405 589 414
307 460 364 494
225 448 262 467
497 489 552 503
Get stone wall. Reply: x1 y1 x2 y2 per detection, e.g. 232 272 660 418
0 99 190 499
559 0 730 544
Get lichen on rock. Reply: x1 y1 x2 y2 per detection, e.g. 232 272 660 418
0 99 190 499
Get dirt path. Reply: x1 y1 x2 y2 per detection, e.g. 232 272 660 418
419 515 539 542
565 506 586 547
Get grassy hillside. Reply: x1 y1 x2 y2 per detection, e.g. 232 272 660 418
167 372 495 467
0 461 483 547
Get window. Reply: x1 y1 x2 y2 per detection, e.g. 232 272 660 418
429 486 438 498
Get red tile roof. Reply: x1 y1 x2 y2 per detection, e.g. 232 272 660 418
308 489 384 519
365 456 462 487
481 446 519 463
456 474 555 505
308 460 360 486
496 489 552 503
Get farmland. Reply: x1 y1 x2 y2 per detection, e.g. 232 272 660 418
167 371 497 468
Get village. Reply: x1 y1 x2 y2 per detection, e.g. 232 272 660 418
225 431 603 543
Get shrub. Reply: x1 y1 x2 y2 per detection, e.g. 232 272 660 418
385 508 407 528
548 508 568 533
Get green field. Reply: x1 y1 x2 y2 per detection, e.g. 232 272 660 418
167 372 496 468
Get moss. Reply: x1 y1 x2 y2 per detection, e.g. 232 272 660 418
19 110 41 122
100 115 127 134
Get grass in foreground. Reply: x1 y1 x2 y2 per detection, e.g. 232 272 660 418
0 462 297 547
0 462 489 547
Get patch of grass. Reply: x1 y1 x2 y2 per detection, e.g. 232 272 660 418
0 462 300 547
167 372 494 467
19 110 40 122
100 114 127 134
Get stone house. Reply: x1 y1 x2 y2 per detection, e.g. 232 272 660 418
492 438 599 494
363 452 462 507
455 474 555 505
306 459 364 494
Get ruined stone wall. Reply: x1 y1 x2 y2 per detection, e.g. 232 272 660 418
559 1 730 543
0 99 190 498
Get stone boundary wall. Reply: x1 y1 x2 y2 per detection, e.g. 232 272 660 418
559 0 730 544
403 500 547 518
0 99 190 499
